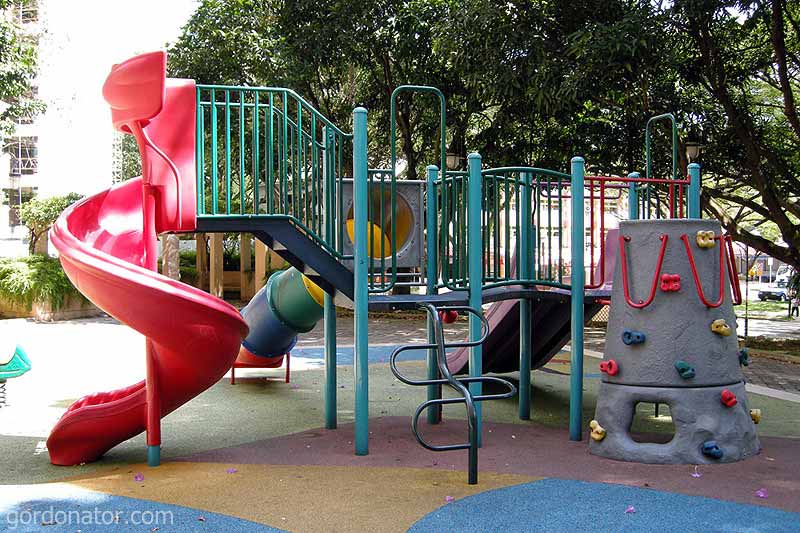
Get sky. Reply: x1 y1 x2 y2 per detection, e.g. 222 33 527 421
35 0 199 196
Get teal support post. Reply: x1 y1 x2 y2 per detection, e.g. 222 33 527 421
324 294 337 429
323 126 337 430
467 153 483 445
518 171 532 420
569 156 585 441
425 165 441 424
688 163 701 219
627 172 640 220
353 107 369 455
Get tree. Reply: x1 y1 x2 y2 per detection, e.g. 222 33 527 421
671 0 800 270
0 0 44 137
18 193 82 254
169 0 800 270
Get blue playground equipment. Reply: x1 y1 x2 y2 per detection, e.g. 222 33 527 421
0 346 31 407
191 82 700 483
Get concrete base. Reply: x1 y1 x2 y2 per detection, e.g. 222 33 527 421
590 381 761 464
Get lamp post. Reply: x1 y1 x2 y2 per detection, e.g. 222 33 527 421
685 127 705 163
445 152 463 171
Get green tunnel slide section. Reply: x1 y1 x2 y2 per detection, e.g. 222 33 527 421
0 345 31 380
240 267 324 358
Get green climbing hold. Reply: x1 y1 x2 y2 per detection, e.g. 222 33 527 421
675 360 695 379
0 346 31 380
738 348 750 367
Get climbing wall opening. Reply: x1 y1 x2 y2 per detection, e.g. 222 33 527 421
629 402 675 445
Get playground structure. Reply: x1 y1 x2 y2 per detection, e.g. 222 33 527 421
45 51 723 483
590 218 759 463
0 345 31 407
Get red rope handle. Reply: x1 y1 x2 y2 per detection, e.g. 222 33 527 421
724 235 743 305
680 233 727 308
619 233 669 309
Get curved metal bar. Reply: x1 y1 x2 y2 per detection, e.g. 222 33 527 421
680 233 727 308
387 301 516 484
132 124 183 225
618 234 669 309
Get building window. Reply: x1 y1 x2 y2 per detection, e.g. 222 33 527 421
14 0 38 24
5 136 38 176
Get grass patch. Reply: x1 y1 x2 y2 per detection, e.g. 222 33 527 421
735 300 790 313
0 255 86 310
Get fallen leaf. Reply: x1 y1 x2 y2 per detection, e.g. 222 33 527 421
226 467 238 474
625 505 636 514
755 488 769 499
691 466 702 478
133 473 144 482
445 495 455 503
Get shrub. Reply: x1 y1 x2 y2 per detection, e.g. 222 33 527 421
18 193 83 254
0 255 85 310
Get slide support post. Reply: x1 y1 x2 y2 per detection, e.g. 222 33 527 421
323 126 337 429
426 165 442 424
467 153 483 445
518 171 532 420
569 156 585 441
353 107 369 455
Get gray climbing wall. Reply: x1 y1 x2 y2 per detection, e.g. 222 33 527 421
589 219 760 464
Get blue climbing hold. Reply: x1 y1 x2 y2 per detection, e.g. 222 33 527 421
622 330 646 345
702 440 723 459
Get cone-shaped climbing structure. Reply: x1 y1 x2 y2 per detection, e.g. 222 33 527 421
589 219 760 464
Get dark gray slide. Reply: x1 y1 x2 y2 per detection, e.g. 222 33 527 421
446 229 617 374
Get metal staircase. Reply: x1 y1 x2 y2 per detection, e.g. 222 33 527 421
389 303 517 484
195 216 355 300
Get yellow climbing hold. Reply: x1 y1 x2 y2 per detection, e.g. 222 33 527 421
711 319 732 336
696 230 716 249
750 408 761 424
589 420 606 441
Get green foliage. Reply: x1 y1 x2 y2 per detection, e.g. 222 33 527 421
170 0 800 269
115 133 142 181
0 255 85 310
18 193 82 254
178 250 198 285
0 0 44 136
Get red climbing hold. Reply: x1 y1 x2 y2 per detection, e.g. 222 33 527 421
439 310 458 324
721 389 737 408
660 273 681 292
600 359 619 376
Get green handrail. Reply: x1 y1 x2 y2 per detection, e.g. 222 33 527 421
196 85 352 260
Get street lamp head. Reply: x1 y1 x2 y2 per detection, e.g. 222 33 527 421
685 126 705 162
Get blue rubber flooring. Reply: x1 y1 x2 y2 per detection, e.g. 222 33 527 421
292 345 426 365
409 478 800 533
0 485 283 532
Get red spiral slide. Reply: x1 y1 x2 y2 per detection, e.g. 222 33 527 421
46 52 248 466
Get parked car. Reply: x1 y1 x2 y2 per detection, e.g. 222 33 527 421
775 265 795 287
758 287 789 301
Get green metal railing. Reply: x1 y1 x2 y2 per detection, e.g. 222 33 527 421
435 167 572 292
195 85 352 259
